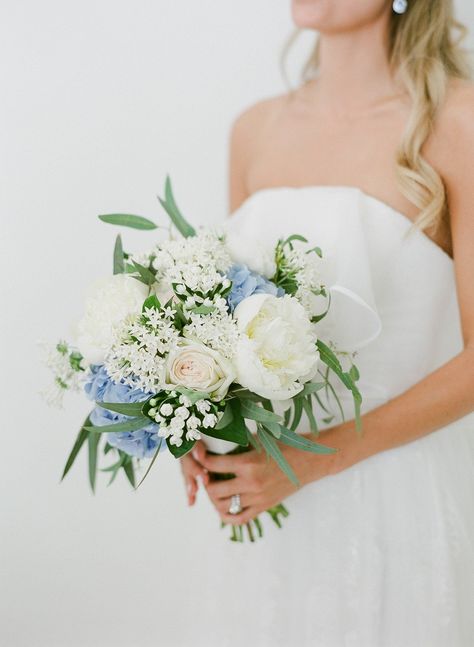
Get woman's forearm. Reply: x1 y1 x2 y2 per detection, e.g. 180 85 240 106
302 346 474 482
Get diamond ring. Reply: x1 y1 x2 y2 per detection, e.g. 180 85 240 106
228 494 242 515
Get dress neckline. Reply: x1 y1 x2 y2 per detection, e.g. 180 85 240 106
234 185 452 263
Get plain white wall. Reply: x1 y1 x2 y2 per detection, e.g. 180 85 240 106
1 2 473 646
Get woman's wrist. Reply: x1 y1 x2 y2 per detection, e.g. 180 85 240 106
296 423 371 485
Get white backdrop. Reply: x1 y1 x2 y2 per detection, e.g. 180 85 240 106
1 2 473 646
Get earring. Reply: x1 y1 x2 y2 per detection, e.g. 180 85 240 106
392 0 408 14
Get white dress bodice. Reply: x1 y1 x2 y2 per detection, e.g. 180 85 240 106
173 186 474 647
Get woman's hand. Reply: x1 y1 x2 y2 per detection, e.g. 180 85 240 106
179 440 210 506
192 437 340 525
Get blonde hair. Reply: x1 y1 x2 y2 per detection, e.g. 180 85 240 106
284 1 472 235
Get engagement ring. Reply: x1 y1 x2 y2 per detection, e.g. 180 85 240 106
228 494 242 515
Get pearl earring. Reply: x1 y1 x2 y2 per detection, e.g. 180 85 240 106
392 0 408 14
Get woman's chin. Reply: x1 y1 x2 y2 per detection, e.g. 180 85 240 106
291 1 329 30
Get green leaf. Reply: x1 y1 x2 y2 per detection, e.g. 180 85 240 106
277 425 336 455
100 456 125 472
107 465 122 486
132 261 157 286
69 350 84 372
262 421 282 438
306 245 323 258
231 389 261 402
215 402 234 430
142 294 161 312
256 427 299 487
96 401 146 417
103 442 114 455
317 339 363 431
84 416 150 434
229 399 251 445
317 339 344 373
240 400 282 424
121 454 136 487
173 386 209 405
290 396 303 431
202 424 249 447
98 213 158 230
158 176 196 238
61 415 91 481
166 436 196 459
188 305 216 315
88 429 101 492
284 234 308 245
246 429 261 452
113 234 124 274
311 292 331 324
302 396 318 433
350 364 360 382
136 438 163 489
299 381 326 397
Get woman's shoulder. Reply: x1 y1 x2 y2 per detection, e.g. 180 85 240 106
432 79 474 141
229 91 294 146
426 78 474 177
440 78 474 128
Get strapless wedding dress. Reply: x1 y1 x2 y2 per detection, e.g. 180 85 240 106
178 187 474 647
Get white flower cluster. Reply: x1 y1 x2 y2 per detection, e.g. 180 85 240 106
285 246 325 314
152 230 231 296
40 341 84 408
149 393 219 446
105 306 180 392
184 309 241 360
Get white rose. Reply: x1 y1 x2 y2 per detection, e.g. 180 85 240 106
162 339 235 401
76 274 148 366
233 293 319 400
225 228 276 279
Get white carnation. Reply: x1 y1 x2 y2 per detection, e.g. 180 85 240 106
234 293 319 400
76 275 148 365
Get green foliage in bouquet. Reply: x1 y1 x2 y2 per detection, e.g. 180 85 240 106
56 176 363 542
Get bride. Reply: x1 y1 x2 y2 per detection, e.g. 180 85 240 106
179 1 474 645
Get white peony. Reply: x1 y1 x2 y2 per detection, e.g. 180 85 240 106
233 293 319 400
162 339 236 401
225 228 276 279
76 274 149 366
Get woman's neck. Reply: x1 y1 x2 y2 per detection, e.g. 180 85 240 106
308 15 403 116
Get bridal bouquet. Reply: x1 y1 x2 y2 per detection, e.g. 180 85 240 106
43 178 362 542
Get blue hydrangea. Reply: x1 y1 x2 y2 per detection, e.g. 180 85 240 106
84 365 162 459
227 263 283 311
